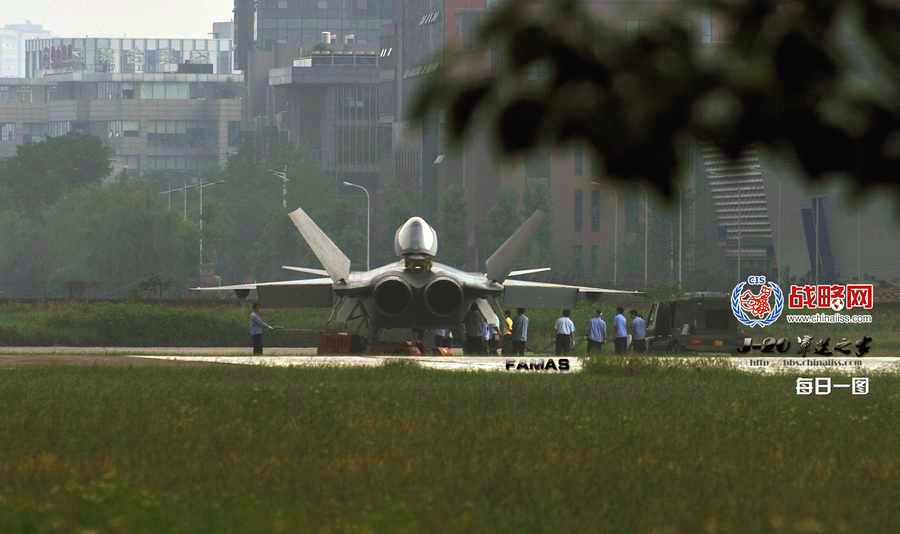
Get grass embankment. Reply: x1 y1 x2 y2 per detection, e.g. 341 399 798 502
1 300 898 354
0 301 332 347
0 362 897 532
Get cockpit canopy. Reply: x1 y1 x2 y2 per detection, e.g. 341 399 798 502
394 217 438 257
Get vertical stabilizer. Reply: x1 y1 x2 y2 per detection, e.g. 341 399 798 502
485 210 545 282
288 206 352 282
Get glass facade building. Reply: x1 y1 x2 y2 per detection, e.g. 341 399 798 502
252 0 395 52
25 38 236 79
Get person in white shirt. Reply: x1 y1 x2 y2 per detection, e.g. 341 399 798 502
613 306 628 354
585 310 607 354
554 309 576 355
249 302 274 355
631 310 648 353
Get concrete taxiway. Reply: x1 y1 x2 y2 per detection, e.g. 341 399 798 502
127 355 900 374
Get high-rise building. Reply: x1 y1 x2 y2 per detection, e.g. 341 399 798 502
0 22 51 79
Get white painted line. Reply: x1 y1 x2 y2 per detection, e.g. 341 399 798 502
128 355 900 374
130 355 581 372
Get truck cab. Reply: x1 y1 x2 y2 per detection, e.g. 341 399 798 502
646 292 737 352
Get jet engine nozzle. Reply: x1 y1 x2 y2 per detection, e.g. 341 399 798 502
373 277 413 316
423 277 464 317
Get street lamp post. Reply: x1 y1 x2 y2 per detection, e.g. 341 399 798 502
193 180 225 271
269 165 289 209
343 181 370 271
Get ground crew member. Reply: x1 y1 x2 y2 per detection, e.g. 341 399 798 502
585 310 607 354
512 308 529 356
631 310 648 353
613 306 628 354
250 302 274 355
464 304 485 355
434 327 451 348
554 309 576 354
502 310 514 354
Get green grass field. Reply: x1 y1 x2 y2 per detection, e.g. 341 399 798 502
0 361 897 533
1 299 898 354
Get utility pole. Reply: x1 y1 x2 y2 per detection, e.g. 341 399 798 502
857 209 861 280
814 196 820 284
644 188 648 288
269 165 289 209
195 180 225 271
778 178 783 281
678 184 683 287
737 185 743 281
159 184 180 211
613 190 618 286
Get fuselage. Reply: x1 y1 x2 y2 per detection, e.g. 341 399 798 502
335 260 499 329
325 216 497 328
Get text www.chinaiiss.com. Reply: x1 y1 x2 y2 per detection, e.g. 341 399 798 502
784 313 873 323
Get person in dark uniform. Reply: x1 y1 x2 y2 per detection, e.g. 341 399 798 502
464 304 485 355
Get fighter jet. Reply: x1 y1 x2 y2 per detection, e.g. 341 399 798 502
194 206 641 340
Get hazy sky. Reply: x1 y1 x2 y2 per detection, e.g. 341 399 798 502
2 0 233 38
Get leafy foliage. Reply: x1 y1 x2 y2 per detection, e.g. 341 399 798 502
0 134 111 212
436 184 469 267
44 182 199 296
376 175 418 266
414 0 900 200
478 186 522 265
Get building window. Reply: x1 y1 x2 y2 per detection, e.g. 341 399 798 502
0 123 16 144
574 146 584 176
525 149 551 188
625 192 640 230
574 245 584 279
228 121 241 146
625 20 641 35
591 245 601 278
48 120 71 137
139 82 189 100
592 155 604 178
591 190 601 232
574 189 583 233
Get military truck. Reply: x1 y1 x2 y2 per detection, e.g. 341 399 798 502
645 292 738 353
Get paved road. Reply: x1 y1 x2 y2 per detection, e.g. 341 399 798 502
0 347 318 356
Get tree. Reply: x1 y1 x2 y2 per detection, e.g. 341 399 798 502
437 184 469 267
0 134 111 212
44 180 198 296
0 208 48 296
376 175 418 265
478 187 522 265
413 0 900 201
522 181 552 268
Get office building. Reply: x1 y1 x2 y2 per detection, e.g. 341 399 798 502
0 35 243 174
0 22 51 79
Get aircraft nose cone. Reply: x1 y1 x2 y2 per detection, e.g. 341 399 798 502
395 217 438 256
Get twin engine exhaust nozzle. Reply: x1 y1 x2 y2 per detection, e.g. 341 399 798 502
373 276 463 318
